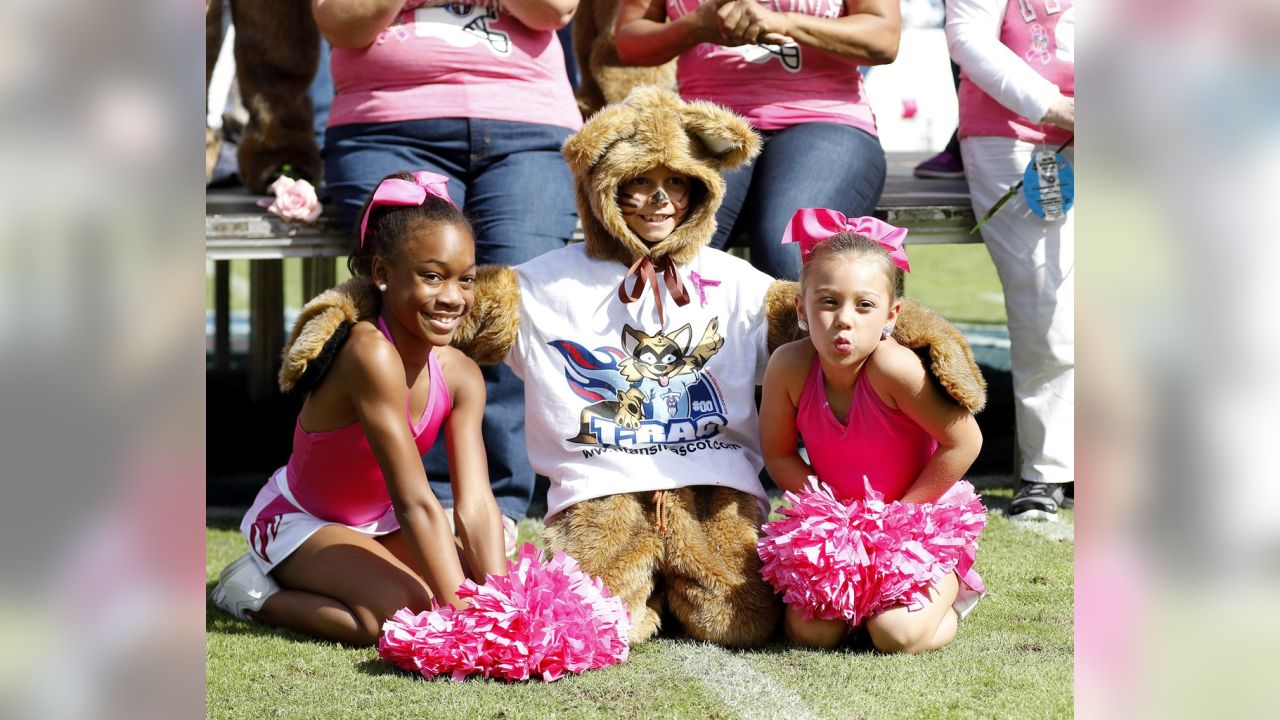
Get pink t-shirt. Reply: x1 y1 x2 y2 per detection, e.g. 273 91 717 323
958 0 1073 144
665 0 877 135
328 1 582 131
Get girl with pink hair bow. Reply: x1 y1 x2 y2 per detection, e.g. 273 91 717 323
757 208 987 654
212 172 511 645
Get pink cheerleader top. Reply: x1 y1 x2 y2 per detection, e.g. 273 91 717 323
285 316 452 526
797 356 938 503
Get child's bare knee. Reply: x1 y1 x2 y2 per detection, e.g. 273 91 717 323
368 581 430 630
784 610 845 650
866 616 933 655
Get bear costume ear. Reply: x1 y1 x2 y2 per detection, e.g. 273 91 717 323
562 101 637 177
680 99 760 171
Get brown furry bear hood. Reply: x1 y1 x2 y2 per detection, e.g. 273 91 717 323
562 86 760 267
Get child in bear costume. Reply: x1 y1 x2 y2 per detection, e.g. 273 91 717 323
277 87 987 647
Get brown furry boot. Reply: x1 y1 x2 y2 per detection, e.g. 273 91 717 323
545 486 780 648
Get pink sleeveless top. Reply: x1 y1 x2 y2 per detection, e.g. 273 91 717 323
665 0 878 135
797 356 937 502
328 1 581 131
958 0 1073 145
285 317 452 525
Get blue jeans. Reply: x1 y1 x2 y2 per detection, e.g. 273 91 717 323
324 117 578 520
710 122 887 280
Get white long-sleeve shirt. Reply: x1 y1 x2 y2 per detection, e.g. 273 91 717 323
946 0 1073 126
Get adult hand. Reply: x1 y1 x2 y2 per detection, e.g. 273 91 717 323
1042 95 1074 131
685 0 736 45
716 0 793 47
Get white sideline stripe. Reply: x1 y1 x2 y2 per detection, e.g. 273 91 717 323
663 641 822 720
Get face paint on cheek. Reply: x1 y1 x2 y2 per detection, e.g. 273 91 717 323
617 190 643 217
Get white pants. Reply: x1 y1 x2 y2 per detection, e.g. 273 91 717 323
961 136 1074 485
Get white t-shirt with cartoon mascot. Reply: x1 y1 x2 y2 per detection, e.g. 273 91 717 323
507 244 775 519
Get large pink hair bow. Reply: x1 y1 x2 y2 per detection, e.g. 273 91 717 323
359 171 455 247
781 208 911 272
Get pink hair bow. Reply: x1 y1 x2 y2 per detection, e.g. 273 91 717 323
359 170 455 247
781 208 911 271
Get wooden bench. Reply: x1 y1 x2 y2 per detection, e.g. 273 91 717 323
207 153 978 399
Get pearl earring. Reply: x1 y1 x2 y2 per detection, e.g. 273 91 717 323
798 318 808 332
378 282 388 292
881 323 894 340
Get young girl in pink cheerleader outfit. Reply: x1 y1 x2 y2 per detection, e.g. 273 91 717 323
758 208 986 654
212 172 510 645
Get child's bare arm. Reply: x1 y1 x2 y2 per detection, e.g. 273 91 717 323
760 342 815 493
441 349 509 580
339 333 467 609
868 342 983 504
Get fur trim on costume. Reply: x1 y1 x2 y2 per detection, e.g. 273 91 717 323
571 0 676 118
562 86 760 267
763 283 988 413
278 276 377 393
892 299 988 413
544 487 781 648
452 265 521 366
766 280 803 353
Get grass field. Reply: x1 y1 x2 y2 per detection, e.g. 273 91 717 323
206 489 1072 720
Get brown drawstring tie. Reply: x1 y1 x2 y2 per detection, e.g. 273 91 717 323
618 255 691 326
652 490 671 538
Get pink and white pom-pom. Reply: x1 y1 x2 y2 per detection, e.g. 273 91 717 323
378 543 631 682
757 477 986 626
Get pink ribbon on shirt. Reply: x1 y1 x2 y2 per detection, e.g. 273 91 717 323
781 208 911 272
688 271 720 306
359 171 455 247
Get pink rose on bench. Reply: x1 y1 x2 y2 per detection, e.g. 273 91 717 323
259 176 321 223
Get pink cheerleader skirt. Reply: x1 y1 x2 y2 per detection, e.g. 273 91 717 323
758 478 987 626
240 466 401 574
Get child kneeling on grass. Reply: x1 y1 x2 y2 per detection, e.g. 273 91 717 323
212 172 508 645
759 209 987 654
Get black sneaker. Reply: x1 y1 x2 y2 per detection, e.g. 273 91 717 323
1008 481 1065 522
1062 482 1074 510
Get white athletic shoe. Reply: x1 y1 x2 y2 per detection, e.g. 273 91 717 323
211 553 280 621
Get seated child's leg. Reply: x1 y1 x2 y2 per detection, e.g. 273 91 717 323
784 605 849 649
865 572 962 655
662 486 781 648
544 492 666 644
259 526 433 646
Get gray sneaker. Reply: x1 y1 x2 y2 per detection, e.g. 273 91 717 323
1009 481 1065 522
211 553 280 621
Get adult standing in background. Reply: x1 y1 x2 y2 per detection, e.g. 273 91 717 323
313 0 582 542
615 0 901 280
948 0 1074 520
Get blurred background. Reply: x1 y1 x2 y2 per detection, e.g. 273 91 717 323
0 0 1277 717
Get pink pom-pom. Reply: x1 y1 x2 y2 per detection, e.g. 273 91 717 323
378 543 631 682
758 478 986 625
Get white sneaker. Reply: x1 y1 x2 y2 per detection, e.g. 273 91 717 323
211 553 280 621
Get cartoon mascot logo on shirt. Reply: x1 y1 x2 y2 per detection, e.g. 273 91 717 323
734 42 802 73
553 319 728 447
412 3 512 57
